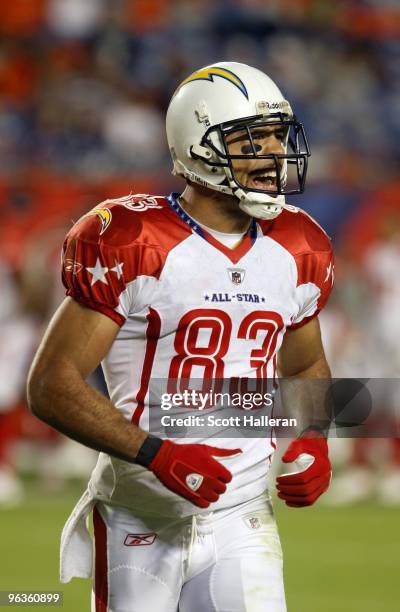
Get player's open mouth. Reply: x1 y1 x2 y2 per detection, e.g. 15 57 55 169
248 168 278 191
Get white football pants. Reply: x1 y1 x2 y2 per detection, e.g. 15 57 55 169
92 492 287 612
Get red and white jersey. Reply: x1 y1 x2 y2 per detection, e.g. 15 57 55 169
62 193 334 516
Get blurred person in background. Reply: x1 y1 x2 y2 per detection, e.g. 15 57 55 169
0 221 98 505
322 209 400 506
0 260 38 506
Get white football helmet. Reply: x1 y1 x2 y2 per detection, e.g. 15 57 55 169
166 61 310 220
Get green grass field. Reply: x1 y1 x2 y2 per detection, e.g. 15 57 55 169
1 485 399 611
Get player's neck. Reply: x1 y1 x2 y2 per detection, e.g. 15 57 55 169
179 184 251 234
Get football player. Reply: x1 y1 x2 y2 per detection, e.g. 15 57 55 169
28 62 334 611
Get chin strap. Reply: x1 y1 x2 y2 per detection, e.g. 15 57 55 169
234 186 286 220
175 158 287 220
226 164 286 221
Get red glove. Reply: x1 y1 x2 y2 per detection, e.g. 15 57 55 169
276 433 331 507
148 439 241 508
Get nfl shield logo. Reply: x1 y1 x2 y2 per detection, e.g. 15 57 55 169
186 473 203 491
244 516 261 530
249 517 260 529
228 268 245 285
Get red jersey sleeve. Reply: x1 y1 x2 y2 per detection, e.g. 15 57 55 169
61 205 163 325
284 209 334 330
290 242 334 330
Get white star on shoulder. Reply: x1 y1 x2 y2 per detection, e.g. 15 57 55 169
111 261 124 279
86 258 109 285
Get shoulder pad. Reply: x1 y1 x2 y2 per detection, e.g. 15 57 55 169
68 194 169 247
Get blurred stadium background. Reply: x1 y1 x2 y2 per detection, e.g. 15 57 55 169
0 0 399 610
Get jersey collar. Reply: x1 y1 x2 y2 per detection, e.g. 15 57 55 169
166 192 258 264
